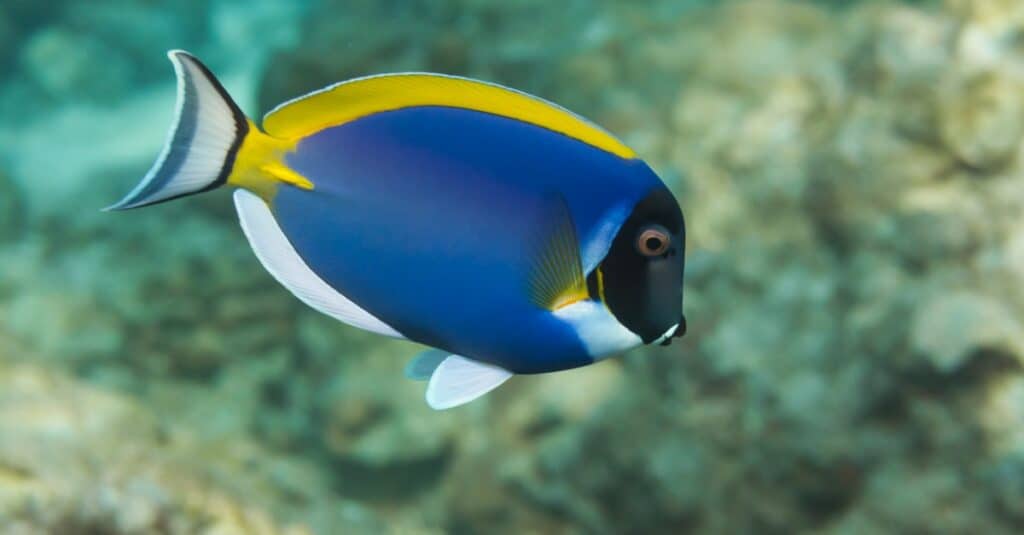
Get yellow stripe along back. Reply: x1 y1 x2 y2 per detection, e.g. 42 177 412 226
260 73 637 160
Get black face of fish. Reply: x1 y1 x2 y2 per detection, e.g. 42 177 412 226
594 187 686 345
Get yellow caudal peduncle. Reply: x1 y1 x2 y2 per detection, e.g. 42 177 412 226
227 120 312 200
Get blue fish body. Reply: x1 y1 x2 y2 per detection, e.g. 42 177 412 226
274 106 663 373
110 52 686 408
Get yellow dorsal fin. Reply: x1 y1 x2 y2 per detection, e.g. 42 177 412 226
261 73 636 159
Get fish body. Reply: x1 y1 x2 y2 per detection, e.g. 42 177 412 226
276 105 663 373
110 52 686 408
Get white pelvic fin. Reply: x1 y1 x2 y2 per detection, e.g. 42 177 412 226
404 349 449 381
233 189 404 339
426 355 513 410
106 50 247 210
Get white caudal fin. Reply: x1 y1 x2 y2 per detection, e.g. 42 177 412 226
233 189 405 339
426 355 513 410
106 50 249 210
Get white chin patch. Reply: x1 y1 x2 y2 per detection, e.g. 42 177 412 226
554 300 642 360
651 324 679 346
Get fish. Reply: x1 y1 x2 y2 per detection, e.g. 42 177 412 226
109 50 687 409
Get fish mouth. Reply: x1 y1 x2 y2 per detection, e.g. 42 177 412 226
653 323 679 346
656 315 687 346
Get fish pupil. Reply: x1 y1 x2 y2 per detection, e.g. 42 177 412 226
637 226 670 256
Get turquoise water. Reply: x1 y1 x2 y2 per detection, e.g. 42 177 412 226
2 0 1024 533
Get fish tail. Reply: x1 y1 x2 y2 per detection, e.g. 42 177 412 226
107 50 296 210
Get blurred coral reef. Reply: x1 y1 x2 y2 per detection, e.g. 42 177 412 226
4 0 1024 532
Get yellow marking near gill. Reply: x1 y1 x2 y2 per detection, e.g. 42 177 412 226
549 262 591 312
261 74 637 160
596 267 608 305
550 285 589 311
552 268 606 312
227 120 309 200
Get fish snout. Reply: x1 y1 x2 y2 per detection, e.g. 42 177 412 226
659 315 687 346
673 314 687 338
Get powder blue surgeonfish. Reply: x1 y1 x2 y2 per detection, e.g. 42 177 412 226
109 51 687 409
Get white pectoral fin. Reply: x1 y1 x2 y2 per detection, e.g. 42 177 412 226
426 355 513 410
233 189 404 339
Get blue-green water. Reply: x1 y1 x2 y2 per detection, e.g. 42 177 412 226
2 0 1024 533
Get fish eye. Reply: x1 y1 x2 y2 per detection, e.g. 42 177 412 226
636 225 670 257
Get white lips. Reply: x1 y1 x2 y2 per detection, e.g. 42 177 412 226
651 323 679 345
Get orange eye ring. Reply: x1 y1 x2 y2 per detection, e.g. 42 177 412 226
637 226 670 256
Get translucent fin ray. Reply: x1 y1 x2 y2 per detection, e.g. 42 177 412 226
524 195 587 310
404 349 449 381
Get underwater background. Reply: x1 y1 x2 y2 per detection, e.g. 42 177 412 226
3 0 1024 533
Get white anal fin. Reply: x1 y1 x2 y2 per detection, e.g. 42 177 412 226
233 189 404 339
426 355 513 410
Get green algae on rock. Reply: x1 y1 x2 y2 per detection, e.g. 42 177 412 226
0 360 311 535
